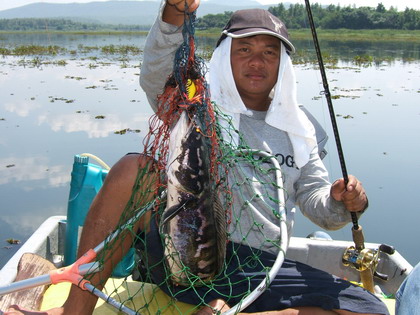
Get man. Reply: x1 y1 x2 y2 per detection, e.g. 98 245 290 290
138 2 387 314
6 1 387 314
396 262 420 314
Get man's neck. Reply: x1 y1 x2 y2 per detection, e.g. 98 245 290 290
242 96 271 111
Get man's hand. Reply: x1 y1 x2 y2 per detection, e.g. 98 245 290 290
163 0 200 26
193 299 230 315
331 175 368 212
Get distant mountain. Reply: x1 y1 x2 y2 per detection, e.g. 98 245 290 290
0 0 274 26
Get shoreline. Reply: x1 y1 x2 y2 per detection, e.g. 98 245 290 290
1 29 420 42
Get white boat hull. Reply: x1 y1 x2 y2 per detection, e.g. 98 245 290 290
0 215 413 313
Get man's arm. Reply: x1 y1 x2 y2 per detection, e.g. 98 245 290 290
139 0 200 112
295 150 366 230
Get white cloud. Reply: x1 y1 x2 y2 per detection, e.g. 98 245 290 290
4 100 41 117
1 204 66 236
39 112 120 138
0 156 70 187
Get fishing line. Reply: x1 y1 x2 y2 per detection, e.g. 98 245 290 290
303 0 359 231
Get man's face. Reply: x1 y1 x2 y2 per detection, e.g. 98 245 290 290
230 35 281 108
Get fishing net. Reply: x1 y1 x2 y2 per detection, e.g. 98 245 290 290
82 6 288 314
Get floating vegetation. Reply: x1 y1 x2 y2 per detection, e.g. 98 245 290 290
13 45 65 56
336 114 354 119
14 56 68 68
1 41 417 70
28 57 42 67
329 87 362 100
52 59 67 66
1 43 143 67
0 47 12 56
354 54 374 67
65 75 86 81
330 94 360 100
78 44 99 54
95 115 106 119
6 164 15 168
101 44 141 55
114 128 141 135
49 96 75 103
322 52 338 66
6 238 21 245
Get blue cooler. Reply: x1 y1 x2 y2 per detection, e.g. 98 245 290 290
65 154 135 277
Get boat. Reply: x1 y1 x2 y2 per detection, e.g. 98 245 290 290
0 215 412 314
0 155 413 314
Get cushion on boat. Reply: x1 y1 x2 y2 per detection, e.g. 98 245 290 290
40 277 197 314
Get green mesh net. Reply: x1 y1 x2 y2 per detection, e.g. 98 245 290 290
82 7 288 315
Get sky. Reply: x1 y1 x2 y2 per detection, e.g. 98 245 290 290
0 0 418 12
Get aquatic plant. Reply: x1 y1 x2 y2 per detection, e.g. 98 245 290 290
354 54 374 67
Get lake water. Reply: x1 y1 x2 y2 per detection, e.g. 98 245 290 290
1 33 419 269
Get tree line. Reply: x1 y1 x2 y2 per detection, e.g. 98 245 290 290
197 3 420 30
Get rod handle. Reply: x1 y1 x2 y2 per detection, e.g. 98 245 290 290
351 224 365 250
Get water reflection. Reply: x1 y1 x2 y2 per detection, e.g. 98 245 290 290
303 39 420 61
1 34 419 268
3 33 420 62
195 35 420 63
0 156 69 187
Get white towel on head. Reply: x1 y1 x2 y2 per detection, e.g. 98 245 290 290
208 36 317 168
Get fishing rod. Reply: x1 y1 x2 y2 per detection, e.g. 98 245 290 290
303 0 375 293
303 0 359 230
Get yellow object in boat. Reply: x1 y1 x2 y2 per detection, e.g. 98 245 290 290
40 277 197 314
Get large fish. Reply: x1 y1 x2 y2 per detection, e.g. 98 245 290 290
160 110 226 286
